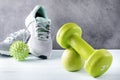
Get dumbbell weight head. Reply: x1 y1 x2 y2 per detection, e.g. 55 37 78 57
56 23 82 48
85 49 112 77
62 48 83 72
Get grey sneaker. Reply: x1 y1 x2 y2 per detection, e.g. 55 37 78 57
0 29 30 56
25 5 52 59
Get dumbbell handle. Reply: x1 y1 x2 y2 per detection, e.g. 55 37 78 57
69 34 94 60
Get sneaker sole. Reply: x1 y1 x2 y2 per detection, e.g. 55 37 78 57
0 50 11 57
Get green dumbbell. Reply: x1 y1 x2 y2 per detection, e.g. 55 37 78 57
56 22 113 77
62 48 83 72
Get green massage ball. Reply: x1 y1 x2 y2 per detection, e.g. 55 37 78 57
9 41 29 61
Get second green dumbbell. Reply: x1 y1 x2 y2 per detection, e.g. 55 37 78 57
62 48 83 72
56 22 113 77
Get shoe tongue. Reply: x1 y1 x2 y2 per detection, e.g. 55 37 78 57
35 17 51 26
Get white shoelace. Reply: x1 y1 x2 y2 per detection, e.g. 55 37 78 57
35 21 50 41
4 29 30 44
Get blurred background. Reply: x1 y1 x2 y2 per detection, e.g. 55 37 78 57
0 0 120 49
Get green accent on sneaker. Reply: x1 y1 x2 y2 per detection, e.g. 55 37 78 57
35 6 47 18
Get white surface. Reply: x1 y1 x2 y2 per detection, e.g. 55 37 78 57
0 50 120 80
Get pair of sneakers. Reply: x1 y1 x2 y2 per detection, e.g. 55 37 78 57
0 5 52 59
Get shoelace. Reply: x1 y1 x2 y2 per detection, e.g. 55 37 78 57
27 19 50 41
3 22 32 44
35 21 50 41
4 29 26 44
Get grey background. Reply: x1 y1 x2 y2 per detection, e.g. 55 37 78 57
0 0 120 49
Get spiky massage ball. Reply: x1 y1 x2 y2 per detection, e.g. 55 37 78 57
9 41 29 61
